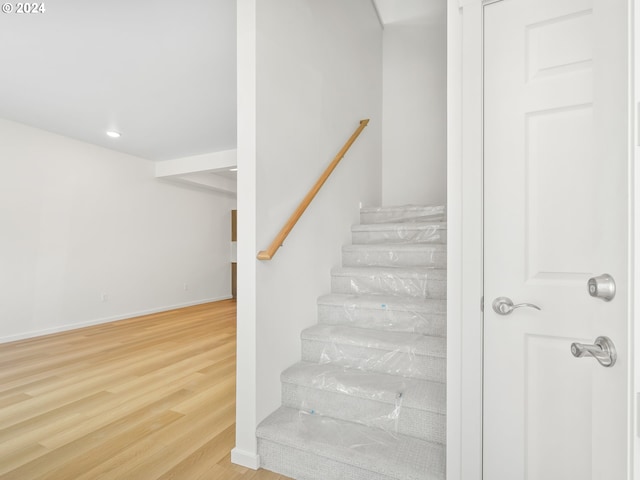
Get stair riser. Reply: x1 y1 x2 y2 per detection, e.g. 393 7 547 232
282 383 445 444
331 274 446 299
301 340 446 382
352 226 447 245
360 207 446 225
317 304 446 336
258 440 398 480
342 248 446 268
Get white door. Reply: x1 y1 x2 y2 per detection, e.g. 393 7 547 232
483 0 630 478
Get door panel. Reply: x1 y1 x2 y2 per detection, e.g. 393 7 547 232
526 10 593 82
525 334 593 479
526 104 596 280
483 0 629 478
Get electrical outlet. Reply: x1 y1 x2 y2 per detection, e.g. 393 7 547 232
183 283 189 291
101 293 108 302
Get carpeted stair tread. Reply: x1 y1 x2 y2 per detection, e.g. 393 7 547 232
331 266 446 299
301 325 446 359
258 204 448 479
317 293 446 336
282 361 445 414
342 243 446 268
332 266 446 275
360 205 446 225
301 325 446 381
281 362 446 442
331 266 447 280
318 293 446 314
343 243 446 254
351 222 447 245
257 406 446 480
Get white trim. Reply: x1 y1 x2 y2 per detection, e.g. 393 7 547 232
0 296 232 344
450 0 484 479
631 0 638 477
231 448 260 470
446 0 463 477
234 0 259 465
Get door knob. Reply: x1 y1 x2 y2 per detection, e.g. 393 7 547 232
492 297 541 316
570 336 616 368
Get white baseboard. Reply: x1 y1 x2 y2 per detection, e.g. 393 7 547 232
0 295 233 344
231 447 260 470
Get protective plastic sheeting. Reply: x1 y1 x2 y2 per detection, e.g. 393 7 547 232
331 267 446 299
360 205 446 225
317 294 446 336
297 409 401 450
282 361 447 442
342 244 446 268
257 406 447 480
351 222 447 245
301 325 446 381
318 340 429 379
293 364 406 434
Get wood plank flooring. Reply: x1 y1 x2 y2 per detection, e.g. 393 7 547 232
0 300 291 480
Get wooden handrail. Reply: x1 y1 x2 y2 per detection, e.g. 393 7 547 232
257 119 370 260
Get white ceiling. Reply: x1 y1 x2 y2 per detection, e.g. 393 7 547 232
373 0 445 25
0 1 443 163
0 0 236 161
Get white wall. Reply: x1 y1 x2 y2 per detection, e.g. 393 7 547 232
382 19 447 206
234 0 382 467
0 118 236 342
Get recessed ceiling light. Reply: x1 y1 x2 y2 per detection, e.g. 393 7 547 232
229 167 238 172
106 131 121 138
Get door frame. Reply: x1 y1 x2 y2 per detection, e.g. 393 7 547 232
447 0 637 478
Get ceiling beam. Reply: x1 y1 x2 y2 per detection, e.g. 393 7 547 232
155 149 237 178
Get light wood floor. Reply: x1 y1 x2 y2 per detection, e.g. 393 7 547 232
0 300 291 480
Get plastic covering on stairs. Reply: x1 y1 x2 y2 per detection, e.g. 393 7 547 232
257 205 447 480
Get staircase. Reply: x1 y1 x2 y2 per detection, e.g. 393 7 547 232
257 205 447 480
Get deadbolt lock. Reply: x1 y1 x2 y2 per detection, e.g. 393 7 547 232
587 274 616 302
